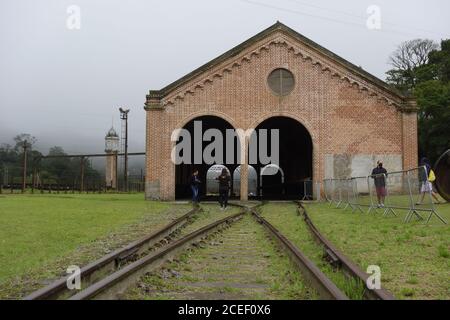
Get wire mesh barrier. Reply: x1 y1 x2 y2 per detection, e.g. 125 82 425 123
349 176 373 213
405 167 447 224
0 154 145 194
0 165 27 194
34 157 103 194
382 170 410 217
323 166 447 224
324 179 344 207
323 179 333 203
331 179 343 208
300 180 321 201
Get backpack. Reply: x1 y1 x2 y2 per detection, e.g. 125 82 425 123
428 169 436 182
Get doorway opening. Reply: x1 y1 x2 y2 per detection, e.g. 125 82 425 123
251 116 313 199
175 116 239 200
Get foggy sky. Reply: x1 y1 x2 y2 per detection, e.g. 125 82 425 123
1 0 449 155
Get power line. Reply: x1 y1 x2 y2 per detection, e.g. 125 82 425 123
239 0 449 39
283 0 447 37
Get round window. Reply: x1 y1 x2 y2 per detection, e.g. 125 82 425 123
267 68 295 96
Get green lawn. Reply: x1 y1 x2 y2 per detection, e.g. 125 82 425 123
1 193 448 300
0 194 173 284
304 201 450 299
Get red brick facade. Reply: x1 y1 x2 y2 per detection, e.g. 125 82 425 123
144 23 418 200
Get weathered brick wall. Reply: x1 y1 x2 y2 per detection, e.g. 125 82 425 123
402 112 419 170
145 31 417 200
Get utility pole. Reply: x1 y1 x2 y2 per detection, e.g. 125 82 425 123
22 140 28 193
119 107 130 192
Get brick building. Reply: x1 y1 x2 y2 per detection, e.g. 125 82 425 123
144 22 418 201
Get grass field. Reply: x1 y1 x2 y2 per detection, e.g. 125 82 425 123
0 193 448 299
303 201 450 299
0 193 192 298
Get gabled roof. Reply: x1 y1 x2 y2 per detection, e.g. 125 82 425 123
146 21 409 105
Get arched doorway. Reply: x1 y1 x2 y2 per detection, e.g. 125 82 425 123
232 165 258 197
175 115 240 199
260 164 285 196
206 165 231 195
251 116 313 199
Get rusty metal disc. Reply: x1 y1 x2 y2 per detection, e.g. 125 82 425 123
434 149 450 202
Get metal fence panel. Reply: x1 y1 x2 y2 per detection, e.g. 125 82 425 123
322 165 447 225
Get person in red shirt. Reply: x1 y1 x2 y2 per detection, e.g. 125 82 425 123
371 161 387 208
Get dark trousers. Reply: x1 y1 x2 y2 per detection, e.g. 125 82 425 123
219 187 229 207
191 185 199 203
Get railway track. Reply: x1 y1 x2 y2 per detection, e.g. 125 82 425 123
24 201 395 300
249 208 348 300
126 205 335 300
294 201 395 300
24 207 200 300
69 210 245 299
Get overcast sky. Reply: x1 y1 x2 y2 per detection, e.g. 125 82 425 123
1 0 449 155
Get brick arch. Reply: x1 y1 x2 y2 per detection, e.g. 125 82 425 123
170 110 243 160
169 111 243 200
174 110 240 134
247 111 317 146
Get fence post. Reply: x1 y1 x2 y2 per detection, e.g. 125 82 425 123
335 180 343 208
381 173 397 217
80 157 85 193
31 166 36 194
366 176 376 214
22 140 28 193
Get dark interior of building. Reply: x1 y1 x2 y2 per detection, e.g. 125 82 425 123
175 116 239 199
175 115 313 200
252 116 313 199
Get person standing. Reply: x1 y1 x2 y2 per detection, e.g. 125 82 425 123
216 168 231 210
190 169 201 205
416 157 441 204
371 161 387 208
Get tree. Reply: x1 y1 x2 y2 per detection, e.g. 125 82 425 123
1 134 103 187
386 39 439 92
414 80 450 162
13 133 37 152
0 144 19 184
387 39 450 164
428 40 450 83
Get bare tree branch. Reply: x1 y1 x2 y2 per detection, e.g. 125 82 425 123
389 39 439 71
